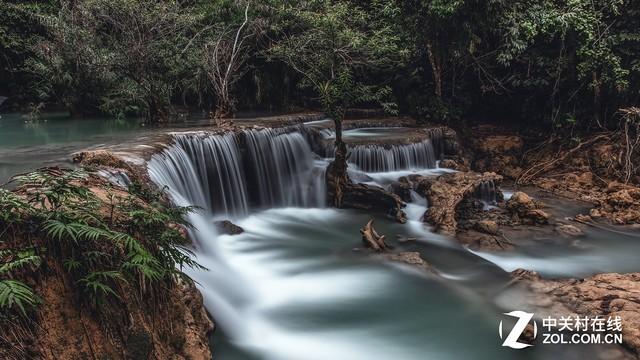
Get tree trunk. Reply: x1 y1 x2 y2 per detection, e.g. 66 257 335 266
214 98 232 118
426 40 442 98
592 71 602 128
329 116 349 207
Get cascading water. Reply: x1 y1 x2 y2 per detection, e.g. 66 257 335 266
345 140 438 172
474 180 498 210
321 128 443 172
243 128 325 208
149 128 325 215
144 124 631 360
148 133 249 216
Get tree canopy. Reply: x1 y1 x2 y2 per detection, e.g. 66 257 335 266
0 0 638 131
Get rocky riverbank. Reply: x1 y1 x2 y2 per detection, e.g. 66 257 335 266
0 168 213 359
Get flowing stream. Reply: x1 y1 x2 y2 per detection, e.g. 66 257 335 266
4 111 639 359
146 123 639 359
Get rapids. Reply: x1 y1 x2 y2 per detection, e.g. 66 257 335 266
146 123 640 359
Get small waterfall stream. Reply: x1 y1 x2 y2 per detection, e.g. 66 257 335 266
327 140 438 172
321 128 442 172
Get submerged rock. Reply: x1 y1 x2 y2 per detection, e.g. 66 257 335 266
474 219 500 235
215 220 244 235
555 224 584 237
383 252 435 274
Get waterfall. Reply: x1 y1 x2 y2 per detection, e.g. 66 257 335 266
148 133 249 216
243 128 325 208
318 127 444 172
474 180 498 210
324 139 438 172
146 127 328 340
148 128 325 216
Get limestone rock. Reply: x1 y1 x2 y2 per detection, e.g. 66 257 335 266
512 271 640 356
389 177 413 202
468 128 524 179
383 252 435 273
506 191 549 225
555 224 584 237
416 171 503 234
474 219 499 235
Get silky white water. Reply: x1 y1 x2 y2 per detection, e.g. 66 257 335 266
147 125 640 359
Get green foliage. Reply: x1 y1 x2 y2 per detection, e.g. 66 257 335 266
0 168 200 316
0 248 42 317
0 280 40 317
269 0 406 120
1 0 639 130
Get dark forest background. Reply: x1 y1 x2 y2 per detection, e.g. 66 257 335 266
1 0 639 133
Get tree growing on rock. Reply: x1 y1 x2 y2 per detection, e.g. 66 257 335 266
269 0 406 206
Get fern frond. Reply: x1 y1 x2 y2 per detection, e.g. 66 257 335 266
0 280 40 317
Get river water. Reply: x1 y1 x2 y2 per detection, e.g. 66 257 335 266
3 112 638 359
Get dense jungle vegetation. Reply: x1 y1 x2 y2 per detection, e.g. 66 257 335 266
1 0 639 131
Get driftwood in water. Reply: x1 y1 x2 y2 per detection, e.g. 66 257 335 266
360 219 387 251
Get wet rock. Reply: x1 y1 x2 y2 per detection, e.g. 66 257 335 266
439 158 470 171
576 213 593 222
506 191 535 211
474 219 500 235
389 177 413 202
326 160 407 223
525 209 551 225
555 224 584 237
596 188 640 224
383 252 435 273
415 171 503 234
73 149 133 170
214 220 244 235
506 191 549 225
511 271 640 356
456 230 513 251
439 159 458 169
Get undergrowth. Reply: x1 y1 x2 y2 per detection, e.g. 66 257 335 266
0 168 200 331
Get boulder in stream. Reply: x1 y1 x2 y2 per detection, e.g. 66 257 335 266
414 171 503 234
506 191 550 225
215 220 245 235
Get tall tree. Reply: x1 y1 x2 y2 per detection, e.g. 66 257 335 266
201 1 260 123
270 0 405 206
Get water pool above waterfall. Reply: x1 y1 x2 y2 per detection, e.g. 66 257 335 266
145 123 640 360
